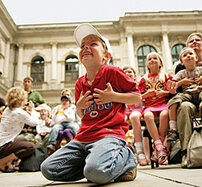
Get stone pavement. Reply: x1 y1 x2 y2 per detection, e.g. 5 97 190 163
0 164 202 187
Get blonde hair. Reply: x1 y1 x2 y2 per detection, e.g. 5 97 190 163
179 47 197 62
144 52 167 81
6 87 27 110
122 66 136 75
61 88 73 97
186 33 202 46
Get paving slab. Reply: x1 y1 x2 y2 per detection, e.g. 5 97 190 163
0 165 202 187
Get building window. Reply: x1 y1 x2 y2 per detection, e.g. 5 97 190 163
65 55 79 82
137 45 157 76
171 44 185 64
31 56 44 82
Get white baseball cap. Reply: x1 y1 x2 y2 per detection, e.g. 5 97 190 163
74 23 112 56
35 104 51 112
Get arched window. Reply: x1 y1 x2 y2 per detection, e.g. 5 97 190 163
137 45 157 76
65 55 79 82
171 44 185 64
31 56 44 82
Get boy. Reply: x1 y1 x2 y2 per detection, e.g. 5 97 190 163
23 76 45 107
167 47 202 166
47 95 80 153
41 23 141 184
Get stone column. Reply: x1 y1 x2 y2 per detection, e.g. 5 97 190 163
3 39 10 79
50 42 57 88
0 34 3 78
162 32 173 74
127 32 138 73
15 44 24 85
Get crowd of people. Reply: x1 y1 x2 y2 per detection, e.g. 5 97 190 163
0 23 201 185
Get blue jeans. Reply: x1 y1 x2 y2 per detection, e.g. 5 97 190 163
41 136 137 184
48 122 80 145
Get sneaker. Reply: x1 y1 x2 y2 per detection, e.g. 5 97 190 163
151 148 158 162
115 167 137 182
181 154 187 168
157 148 168 165
167 129 179 142
47 144 55 151
137 152 148 166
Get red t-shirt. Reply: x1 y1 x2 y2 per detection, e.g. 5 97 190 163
75 64 139 143
138 73 172 109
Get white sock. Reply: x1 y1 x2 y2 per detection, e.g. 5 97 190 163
169 120 177 130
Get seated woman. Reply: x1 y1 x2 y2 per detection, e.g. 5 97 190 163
0 87 39 172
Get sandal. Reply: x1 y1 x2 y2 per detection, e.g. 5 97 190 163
137 152 148 166
151 148 158 162
157 148 168 165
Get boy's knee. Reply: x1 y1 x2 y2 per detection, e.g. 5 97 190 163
41 160 54 181
84 164 112 184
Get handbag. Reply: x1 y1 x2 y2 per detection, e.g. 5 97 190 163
19 145 48 172
187 118 202 168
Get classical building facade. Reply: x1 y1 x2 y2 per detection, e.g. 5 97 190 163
0 1 202 106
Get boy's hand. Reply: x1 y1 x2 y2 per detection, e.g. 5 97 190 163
145 89 156 98
93 83 114 104
167 80 178 94
156 90 169 98
76 90 94 109
195 76 202 85
182 77 195 86
28 101 35 111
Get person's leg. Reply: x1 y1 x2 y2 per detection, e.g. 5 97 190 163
62 122 80 137
84 136 137 184
167 93 192 142
144 111 159 141
43 134 50 147
199 92 202 119
0 137 35 170
41 140 86 181
177 101 196 167
158 110 169 139
144 111 167 164
35 134 43 147
0 153 18 171
177 101 196 153
130 111 147 165
48 124 64 146
143 137 151 163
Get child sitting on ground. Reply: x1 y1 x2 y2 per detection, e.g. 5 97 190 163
167 47 202 167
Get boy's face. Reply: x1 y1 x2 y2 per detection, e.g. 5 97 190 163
61 98 70 108
23 79 33 91
40 109 49 120
180 49 197 71
79 35 107 68
187 35 202 51
124 68 136 81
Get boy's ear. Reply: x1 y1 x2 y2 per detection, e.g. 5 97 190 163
180 60 184 65
103 52 111 62
195 54 198 62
